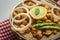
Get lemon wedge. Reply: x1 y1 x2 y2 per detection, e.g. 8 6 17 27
30 6 47 19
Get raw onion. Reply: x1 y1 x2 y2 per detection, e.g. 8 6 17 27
13 13 27 23
11 13 32 33
12 7 29 23
52 6 60 20
15 7 29 13
22 0 39 8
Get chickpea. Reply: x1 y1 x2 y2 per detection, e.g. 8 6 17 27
14 21 19 24
46 13 51 18
36 30 42 38
26 1 35 6
30 25 34 28
53 29 57 35
19 8 24 13
46 19 51 23
36 30 42 40
15 8 24 13
43 16 47 20
25 29 30 33
15 9 20 13
58 22 60 25
31 27 37 31
36 20 42 23
53 18 58 23
15 16 20 20
32 31 37 37
36 35 41 40
43 30 52 36
48 9 51 13
13 12 17 17
21 21 27 25
20 24 25 28
44 5 49 9
56 11 60 15
28 2 33 5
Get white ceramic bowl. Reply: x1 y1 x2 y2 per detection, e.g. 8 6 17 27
10 0 60 40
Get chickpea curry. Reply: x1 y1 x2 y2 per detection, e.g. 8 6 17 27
10 0 60 40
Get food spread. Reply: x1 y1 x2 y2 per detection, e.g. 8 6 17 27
10 0 60 40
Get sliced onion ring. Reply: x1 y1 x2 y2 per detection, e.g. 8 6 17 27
12 7 29 23
15 7 29 13
13 13 27 23
11 13 32 33
52 6 60 20
22 0 38 8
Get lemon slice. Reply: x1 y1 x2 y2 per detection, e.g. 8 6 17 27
30 6 47 19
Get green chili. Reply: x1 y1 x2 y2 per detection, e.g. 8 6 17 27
33 23 58 28
40 26 60 30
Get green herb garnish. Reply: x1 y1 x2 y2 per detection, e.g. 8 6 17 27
35 8 40 15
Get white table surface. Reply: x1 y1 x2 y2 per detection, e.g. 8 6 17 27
0 0 23 22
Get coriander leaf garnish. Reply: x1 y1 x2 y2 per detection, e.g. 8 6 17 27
35 8 40 15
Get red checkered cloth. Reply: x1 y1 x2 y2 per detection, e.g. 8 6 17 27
0 19 24 40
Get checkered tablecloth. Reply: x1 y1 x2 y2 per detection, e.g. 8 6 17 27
0 19 24 40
